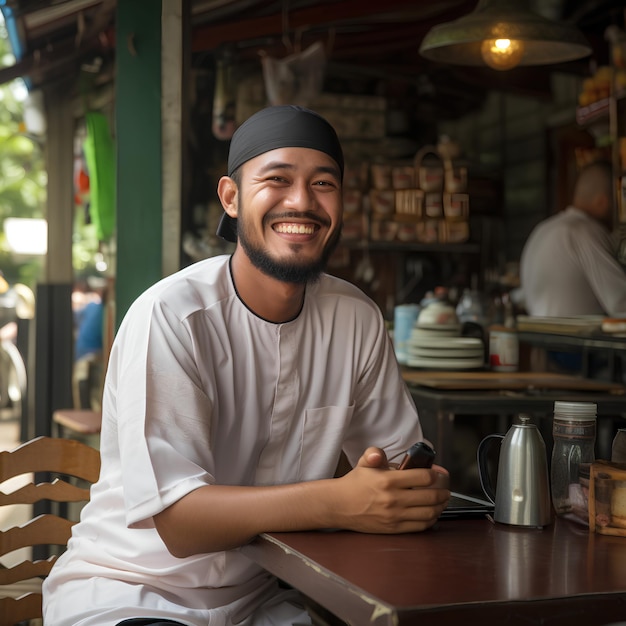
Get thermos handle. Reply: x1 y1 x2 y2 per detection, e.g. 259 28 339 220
477 433 504 505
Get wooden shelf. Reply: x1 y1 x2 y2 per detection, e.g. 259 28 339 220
576 91 626 126
576 97 611 126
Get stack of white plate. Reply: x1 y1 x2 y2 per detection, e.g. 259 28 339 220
410 321 461 340
406 333 485 370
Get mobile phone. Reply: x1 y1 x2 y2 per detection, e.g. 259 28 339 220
397 442 436 470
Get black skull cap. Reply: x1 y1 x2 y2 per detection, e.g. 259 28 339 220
217 105 344 243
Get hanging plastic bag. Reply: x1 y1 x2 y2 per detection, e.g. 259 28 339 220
84 112 116 242
262 41 326 106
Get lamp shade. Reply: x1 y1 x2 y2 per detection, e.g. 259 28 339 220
419 0 592 69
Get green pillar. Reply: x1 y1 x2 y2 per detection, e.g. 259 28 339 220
115 1 163 328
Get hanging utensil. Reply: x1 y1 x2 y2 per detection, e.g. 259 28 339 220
212 55 236 140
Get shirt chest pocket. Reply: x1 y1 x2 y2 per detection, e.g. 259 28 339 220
295 404 355 481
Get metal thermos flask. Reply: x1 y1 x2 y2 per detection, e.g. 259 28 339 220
478 416 552 527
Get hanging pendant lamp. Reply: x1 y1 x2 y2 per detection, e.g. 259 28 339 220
419 0 592 71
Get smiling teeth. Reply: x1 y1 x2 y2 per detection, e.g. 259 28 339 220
275 224 315 234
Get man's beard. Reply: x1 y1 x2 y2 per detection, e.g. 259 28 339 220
237 212 342 285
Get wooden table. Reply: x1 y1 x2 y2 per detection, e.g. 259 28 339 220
241 518 626 625
401 370 626 468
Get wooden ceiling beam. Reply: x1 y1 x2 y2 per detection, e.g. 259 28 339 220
191 0 474 52
225 22 434 63
0 33 105 87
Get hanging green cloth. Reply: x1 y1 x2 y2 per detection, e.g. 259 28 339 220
84 112 116 241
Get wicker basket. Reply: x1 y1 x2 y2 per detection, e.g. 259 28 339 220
370 189 395 216
395 145 445 221
443 192 469 220
395 189 423 220
416 146 445 192
444 164 468 193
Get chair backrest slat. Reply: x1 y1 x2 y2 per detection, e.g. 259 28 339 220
0 554 57 584
0 593 44 625
0 477 91 505
0 436 100 483
0 514 74 557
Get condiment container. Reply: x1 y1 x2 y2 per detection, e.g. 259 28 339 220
393 304 419 365
488 325 518 372
550 401 597 525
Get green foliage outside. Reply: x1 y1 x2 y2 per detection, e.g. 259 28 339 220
0 17 103 289
0 18 46 288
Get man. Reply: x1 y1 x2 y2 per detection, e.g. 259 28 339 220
520 160 626 317
43 105 449 626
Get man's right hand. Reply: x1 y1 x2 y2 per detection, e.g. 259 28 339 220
330 446 450 534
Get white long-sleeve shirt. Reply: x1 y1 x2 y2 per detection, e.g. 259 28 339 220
520 207 626 316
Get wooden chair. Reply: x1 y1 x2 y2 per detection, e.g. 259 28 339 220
0 436 100 625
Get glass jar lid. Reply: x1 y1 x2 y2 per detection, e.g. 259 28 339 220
554 401 597 420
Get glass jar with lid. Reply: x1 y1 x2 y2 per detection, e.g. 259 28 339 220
550 401 597 524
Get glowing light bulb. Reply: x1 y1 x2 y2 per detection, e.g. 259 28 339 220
480 38 525 70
